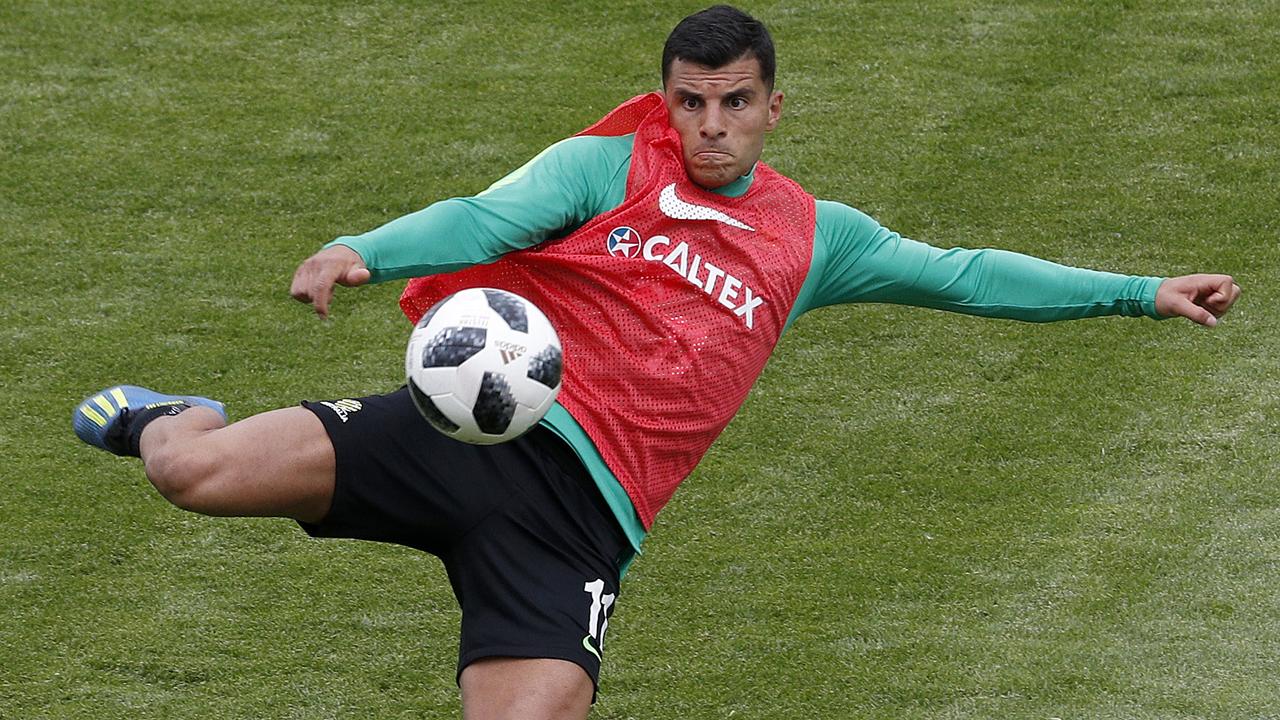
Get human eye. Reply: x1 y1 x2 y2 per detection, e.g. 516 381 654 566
727 95 749 110
681 96 701 110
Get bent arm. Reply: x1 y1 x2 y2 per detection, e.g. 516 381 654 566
325 134 632 283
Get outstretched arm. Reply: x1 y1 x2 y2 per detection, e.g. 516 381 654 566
1154 274 1241 327
796 202 1243 327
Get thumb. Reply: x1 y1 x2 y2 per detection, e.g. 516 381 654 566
341 266 371 287
1171 296 1218 327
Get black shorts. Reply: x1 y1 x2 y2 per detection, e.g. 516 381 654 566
300 387 628 689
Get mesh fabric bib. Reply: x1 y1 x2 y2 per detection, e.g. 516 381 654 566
401 93 816 527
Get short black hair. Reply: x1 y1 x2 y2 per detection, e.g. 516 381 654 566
662 5 776 90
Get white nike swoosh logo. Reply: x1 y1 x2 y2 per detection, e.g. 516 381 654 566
658 183 755 232
582 635 601 661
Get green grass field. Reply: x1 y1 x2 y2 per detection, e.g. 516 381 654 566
3 1 1278 717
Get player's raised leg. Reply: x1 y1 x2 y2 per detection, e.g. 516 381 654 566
73 386 334 523
141 406 334 522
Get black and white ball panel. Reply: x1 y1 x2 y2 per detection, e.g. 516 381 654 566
472 372 517 434
408 380 461 433
421 326 487 368
526 345 563 389
405 287 562 444
483 289 528 332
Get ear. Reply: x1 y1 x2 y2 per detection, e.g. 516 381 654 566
765 90 784 131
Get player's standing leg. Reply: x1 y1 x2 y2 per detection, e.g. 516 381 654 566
460 658 593 720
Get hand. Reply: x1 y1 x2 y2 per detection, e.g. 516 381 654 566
1154 273 1241 327
289 244 372 319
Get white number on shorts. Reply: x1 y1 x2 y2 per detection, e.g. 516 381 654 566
583 578 616 656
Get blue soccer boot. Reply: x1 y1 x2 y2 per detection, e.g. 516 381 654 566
73 385 226 457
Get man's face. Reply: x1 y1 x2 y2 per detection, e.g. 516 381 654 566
663 54 783 190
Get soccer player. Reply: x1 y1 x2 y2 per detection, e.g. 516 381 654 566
72 5 1240 719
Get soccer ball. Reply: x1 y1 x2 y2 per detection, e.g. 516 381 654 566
405 287 563 444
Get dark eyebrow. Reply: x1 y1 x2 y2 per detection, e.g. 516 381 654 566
671 83 759 103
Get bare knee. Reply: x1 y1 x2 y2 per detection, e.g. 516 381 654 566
143 438 232 513
461 658 593 720
138 407 335 520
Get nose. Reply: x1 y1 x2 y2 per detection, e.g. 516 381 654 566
700 105 726 139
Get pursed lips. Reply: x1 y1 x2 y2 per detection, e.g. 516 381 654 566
694 148 731 161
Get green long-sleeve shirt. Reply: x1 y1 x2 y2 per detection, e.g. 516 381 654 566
328 132 1164 560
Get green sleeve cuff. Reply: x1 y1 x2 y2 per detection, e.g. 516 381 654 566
322 238 388 283
1139 276 1166 319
